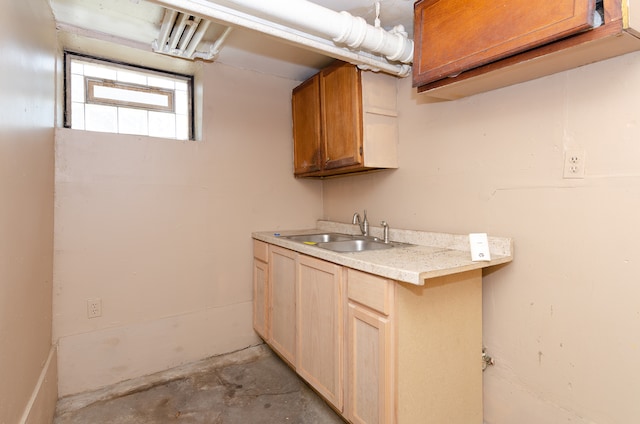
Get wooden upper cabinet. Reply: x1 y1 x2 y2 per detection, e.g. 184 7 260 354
292 74 322 175
320 62 363 171
413 0 640 99
414 0 596 87
292 61 398 178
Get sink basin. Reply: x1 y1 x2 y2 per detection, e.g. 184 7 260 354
284 232 406 252
317 239 395 253
285 233 354 244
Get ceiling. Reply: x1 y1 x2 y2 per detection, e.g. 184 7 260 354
50 0 415 81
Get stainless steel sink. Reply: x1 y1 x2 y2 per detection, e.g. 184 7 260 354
284 232 403 252
285 233 354 244
317 239 395 252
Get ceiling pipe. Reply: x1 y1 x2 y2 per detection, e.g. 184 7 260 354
147 0 412 77
226 0 413 63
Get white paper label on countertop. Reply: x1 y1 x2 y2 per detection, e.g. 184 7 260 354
469 233 491 262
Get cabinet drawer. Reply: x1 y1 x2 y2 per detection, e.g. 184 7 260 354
347 269 392 316
253 239 269 262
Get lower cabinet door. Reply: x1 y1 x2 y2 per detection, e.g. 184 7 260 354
296 255 343 410
269 246 297 365
347 303 393 424
253 258 269 340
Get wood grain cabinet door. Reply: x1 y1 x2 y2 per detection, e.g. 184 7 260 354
253 258 269 340
320 62 363 171
413 0 597 86
346 304 393 424
296 255 343 411
292 74 322 176
269 246 297 366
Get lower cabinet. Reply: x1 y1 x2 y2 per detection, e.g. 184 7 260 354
252 240 269 340
345 269 394 424
296 255 343 410
254 242 483 424
268 245 297 366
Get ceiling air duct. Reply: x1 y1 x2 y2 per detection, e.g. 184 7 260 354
153 8 232 61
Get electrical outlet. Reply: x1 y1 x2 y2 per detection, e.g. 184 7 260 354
87 298 102 318
563 149 586 179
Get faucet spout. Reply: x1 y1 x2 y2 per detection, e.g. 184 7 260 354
352 210 369 236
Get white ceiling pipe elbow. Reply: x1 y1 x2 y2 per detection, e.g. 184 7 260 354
333 11 413 63
225 0 413 64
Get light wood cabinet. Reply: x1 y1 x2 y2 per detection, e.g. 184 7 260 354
414 0 640 100
268 245 297 366
255 245 344 410
254 242 484 424
252 240 269 340
346 269 394 424
292 61 398 178
296 255 343 410
345 268 484 424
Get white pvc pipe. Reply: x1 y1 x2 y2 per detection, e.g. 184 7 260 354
147 0 413 77
225 0 413 63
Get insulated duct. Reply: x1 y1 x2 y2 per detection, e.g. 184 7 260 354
147 0 413 77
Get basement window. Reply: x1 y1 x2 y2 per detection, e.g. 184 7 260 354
64 52 193 140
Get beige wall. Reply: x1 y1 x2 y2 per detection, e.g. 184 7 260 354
323 52 640 423
0 0 58 423
54 61 323 396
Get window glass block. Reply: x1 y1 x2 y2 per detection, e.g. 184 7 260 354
175 114 189 140
65 53 193 140
148 76 175 90
83 63 117 80
117 70 147 85
118 107 149 135
71 102 85 130
71 74 85 103
85 103 118 133
148 111 176 139
175 90 188 115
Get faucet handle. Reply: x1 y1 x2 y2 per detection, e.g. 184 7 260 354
381 220 390 243
362 210 369 235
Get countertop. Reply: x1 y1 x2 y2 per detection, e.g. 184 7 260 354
252 220 513 286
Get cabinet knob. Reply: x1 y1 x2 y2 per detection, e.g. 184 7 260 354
326 157 330 163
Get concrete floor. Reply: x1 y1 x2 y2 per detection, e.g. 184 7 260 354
54 344 345 424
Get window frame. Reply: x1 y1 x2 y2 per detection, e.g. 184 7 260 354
63 51 195 140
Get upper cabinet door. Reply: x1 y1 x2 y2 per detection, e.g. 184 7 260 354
292 74 322 176
320 62 363 171
413 0 596 86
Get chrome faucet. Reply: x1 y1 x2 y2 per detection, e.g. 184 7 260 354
381 221 390 243
352 210 369 236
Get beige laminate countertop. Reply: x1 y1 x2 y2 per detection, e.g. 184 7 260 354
252 220 513 286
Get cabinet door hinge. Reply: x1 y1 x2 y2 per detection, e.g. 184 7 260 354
359 146 363 156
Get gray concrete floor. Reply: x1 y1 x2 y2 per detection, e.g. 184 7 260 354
54 344 345 424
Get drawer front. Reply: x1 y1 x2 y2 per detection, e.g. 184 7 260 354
253 239 269 262
347 269 392 315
